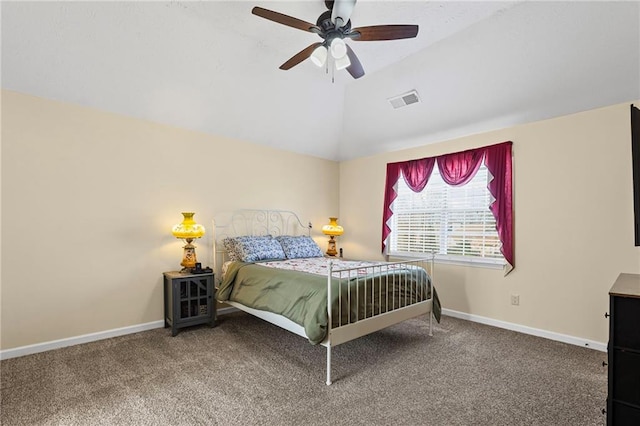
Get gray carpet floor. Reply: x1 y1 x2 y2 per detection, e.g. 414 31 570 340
1 312 607 425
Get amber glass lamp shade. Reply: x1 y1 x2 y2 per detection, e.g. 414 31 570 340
172 212 205 270
321 217 344 256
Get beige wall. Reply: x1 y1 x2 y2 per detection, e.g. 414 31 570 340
1 90 339 350
340 102 640 344
3 90 639 351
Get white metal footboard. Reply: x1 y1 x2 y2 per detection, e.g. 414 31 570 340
324 257 434 385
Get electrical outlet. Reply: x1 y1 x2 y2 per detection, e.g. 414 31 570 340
510 294 520 306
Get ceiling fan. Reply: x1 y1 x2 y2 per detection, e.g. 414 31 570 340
251 0 419 79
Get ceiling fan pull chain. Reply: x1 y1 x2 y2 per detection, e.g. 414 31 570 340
331 57 335 83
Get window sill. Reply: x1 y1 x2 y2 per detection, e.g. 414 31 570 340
388 252 505 270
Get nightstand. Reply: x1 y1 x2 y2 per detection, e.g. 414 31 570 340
163 270 216 336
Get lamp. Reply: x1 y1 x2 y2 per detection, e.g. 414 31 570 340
330 38 348 59
310 45 328 67
334 54 351 70
172 212 205 271
330 38 351 70
311 39 351 71
321 217 344 257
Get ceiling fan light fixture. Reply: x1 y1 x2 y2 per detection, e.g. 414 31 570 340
310 45 328 67
330 38 347 59
334 54 351 70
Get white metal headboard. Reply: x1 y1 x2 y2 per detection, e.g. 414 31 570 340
212 209 312 280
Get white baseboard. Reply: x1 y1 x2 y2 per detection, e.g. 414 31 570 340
442 308 607 352
0 320 165 361
0 307 606 361
217 306 239 315
1 308 241 360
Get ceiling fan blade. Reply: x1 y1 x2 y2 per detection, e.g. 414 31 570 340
350 25 419 41
280 42 323 70
345 44 364 79
252 7 320 33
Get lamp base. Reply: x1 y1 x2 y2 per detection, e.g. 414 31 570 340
180 240 198 270
326 236 338 257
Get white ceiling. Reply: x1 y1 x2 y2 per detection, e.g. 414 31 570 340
2 1 639 161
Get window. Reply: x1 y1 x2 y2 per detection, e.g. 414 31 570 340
389 163 504 266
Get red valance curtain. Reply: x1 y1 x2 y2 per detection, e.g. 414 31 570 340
382 141 514 272
437 149 484 186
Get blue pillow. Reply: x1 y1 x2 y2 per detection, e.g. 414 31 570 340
222 237 241 261
233 235 286 262
276 235 323 259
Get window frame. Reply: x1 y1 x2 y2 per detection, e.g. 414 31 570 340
387 163 506 269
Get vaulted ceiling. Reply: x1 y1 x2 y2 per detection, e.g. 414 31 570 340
3 1 639 161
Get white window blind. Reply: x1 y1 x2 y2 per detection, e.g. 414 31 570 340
389 164 504 265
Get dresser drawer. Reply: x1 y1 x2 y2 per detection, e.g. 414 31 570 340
611 401 640 426
612 349 640 406
612 296 640 349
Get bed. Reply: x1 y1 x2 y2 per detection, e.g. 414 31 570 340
212 209 440 385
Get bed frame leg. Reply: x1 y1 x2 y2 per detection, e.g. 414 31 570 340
429 254 434 337
429 311 433 337
326 345 332 385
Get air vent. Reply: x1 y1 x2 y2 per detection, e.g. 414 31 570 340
388 90 420 109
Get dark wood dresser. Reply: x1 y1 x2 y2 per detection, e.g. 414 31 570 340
607 273 640 425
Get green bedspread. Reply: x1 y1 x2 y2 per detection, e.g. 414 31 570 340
217 261 441 345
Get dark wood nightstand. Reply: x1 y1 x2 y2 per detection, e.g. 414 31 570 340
163 271 216 336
